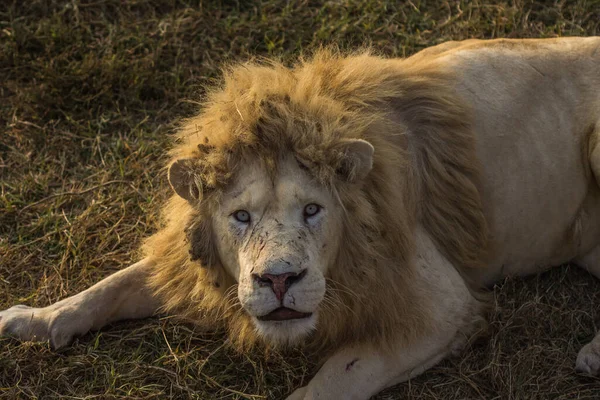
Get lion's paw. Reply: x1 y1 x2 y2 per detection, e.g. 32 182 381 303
286 385 308 400
576 340 600 375
0 304 54 346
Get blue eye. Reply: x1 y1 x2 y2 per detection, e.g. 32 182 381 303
304 203 321 218
233 210 251 223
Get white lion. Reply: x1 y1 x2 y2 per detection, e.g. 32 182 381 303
2 37 600 399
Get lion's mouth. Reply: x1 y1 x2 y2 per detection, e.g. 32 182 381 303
257 307 312 321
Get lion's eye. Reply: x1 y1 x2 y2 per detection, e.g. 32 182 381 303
304 203 321 218
233 210 251 223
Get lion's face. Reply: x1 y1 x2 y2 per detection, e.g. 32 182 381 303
168 138 374 346
213 156 343 345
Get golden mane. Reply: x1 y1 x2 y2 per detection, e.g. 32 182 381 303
142 49 489 353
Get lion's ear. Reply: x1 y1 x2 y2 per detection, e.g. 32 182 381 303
336 139 375 182
168 159 205 203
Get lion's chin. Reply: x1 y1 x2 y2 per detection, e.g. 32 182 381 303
252 311 318 347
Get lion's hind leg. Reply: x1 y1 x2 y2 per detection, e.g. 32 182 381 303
574 246 600 375
576 122 600 374
588 122 600 187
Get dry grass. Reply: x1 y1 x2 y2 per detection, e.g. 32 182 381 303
1 0 600 398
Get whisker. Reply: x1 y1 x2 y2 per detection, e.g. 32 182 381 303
323 290 358 318
326 278 360 299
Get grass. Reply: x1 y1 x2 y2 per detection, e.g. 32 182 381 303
1 0 600 398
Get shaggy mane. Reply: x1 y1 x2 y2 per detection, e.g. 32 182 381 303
143 49 489 353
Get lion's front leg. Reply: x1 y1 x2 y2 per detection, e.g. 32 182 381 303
286 328 467 400
0 258 160 348
286 228 487 399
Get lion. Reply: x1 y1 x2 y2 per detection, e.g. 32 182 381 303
2 37 600 399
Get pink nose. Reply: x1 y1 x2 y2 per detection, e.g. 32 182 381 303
253 270 307 301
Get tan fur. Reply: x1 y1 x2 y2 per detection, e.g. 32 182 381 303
143 49 489 353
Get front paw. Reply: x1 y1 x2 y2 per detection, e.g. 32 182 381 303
0 305 52 344
286 385 308 400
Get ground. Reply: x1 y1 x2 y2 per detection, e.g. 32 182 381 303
1 1 600 399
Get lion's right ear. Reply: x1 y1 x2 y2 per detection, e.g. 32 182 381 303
168 159 204 203
336 139 375 182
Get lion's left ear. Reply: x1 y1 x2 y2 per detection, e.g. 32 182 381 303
336 139 375 182
168 159 206 203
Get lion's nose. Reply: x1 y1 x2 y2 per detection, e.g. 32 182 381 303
253 270 307 301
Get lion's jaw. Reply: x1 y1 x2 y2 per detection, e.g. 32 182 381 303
213 156 341 346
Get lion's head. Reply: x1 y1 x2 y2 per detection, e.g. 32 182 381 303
145 49 487 352
169 142 373 345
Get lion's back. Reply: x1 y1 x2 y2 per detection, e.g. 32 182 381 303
432 38 600 284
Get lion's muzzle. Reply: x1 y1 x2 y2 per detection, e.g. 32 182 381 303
234 219 328 344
